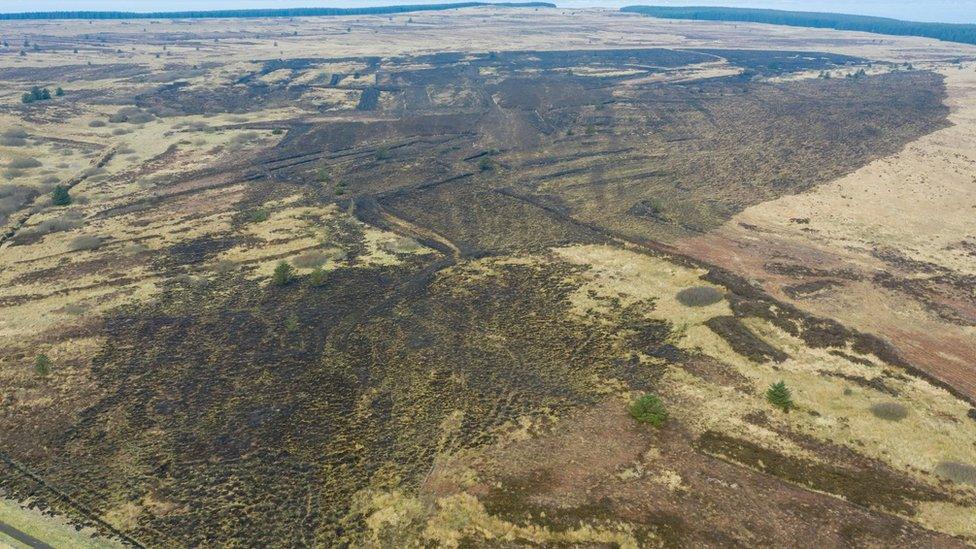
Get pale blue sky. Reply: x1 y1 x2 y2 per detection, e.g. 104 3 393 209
0 1 974 24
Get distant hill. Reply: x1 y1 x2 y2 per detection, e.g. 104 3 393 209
0 2 554 20
621 5 976 47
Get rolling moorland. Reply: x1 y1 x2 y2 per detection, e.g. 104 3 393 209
0 5 975 547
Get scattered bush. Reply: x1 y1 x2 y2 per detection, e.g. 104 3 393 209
380 236 422 254
247 208 270 223
51 185 71 206
0 127 28 146
21 86 52 104
7 157 42 170
676 286 723 307
375 146 391 160
293 250 328 268
272 261 294 286
0 136 26 146
308 266 329 287
34 354 52 376
68 235 103 251
317 166 331 183
284 315 301 332
88 119 107 128
478 156 494 171
55 87 64 96
870 402 908 421
229 131 260 147
19 214 82 239
0 185 32 222
766 380 793 412
629 393 668 427
934 461 976 486
62 303 89 316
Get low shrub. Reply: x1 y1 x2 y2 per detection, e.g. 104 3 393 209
34 354 52 376
0 136 27 146
247 208 270 223
870 402 908 421
68 235 102 251
629 393 668 427
934 461 976 486
293 250 328 268
478 156 494 171
7 157 42 170
308 266 329 287
2 127 28 139
20 214 82 238
0 127 28 146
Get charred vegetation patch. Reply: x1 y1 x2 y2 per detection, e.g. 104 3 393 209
1 254 679 545
695 430 947 515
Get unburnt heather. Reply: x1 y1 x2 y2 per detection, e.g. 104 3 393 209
0 9 974 548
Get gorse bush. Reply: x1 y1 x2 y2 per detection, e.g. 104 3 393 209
629 393 668 427
766 380 793 412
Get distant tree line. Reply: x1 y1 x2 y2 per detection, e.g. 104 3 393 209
0 2 554 20
621 6 976 47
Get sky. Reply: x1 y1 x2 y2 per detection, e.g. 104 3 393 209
0 0 974 24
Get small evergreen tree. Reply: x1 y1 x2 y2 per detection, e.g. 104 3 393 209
55 86 64 96
629 393 668 427
34 354 52 376
51 185 71 206
766 380 793 412
308 266 328 287
272 261 294 286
